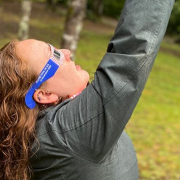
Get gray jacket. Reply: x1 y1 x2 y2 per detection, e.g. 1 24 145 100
30 0 174 179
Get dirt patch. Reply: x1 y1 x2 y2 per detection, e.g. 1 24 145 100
160 46 180 57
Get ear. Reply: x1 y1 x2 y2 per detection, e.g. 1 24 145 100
33 89 59 104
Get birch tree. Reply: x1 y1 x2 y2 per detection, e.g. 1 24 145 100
61 0 87 59
18 0 32 40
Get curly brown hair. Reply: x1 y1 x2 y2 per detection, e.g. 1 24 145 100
0 41 40 180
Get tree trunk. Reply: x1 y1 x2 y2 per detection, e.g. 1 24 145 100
61 0 87 59
18 0 32 40
92 0 104 17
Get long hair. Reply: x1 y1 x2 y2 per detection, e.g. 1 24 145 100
0 41 40 180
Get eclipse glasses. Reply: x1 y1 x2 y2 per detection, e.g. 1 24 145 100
25 44 65 109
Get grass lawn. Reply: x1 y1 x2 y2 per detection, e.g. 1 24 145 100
126 52 180 180
0 1 180 180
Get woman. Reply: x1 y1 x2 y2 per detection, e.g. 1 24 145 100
0 0 174 179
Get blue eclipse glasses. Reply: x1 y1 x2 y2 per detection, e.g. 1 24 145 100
25 44 65 109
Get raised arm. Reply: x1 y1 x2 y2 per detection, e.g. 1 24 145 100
49 0 174 162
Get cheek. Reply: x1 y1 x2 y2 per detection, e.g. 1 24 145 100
66 71 89 93
56 65 89 95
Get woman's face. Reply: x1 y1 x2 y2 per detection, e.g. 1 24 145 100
15 39 89 101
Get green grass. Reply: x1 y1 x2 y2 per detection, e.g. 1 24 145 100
126 52 180 180
76 29 112 80
1 2 180 179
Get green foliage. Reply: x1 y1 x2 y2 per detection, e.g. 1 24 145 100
87 0 125 19
57 0 67 5
103 0 125 18
167 0 180 35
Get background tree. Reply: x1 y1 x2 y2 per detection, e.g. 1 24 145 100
18 0 32 40
61 0 87 59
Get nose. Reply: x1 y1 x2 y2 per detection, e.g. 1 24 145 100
60 49 71 62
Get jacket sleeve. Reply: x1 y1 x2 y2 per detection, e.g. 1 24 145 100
51 0 174 163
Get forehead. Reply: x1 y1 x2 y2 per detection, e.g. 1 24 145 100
15 39 50 73
16 39 49 59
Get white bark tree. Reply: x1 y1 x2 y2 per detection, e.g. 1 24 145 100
61 0 88 59
18 0 32 40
